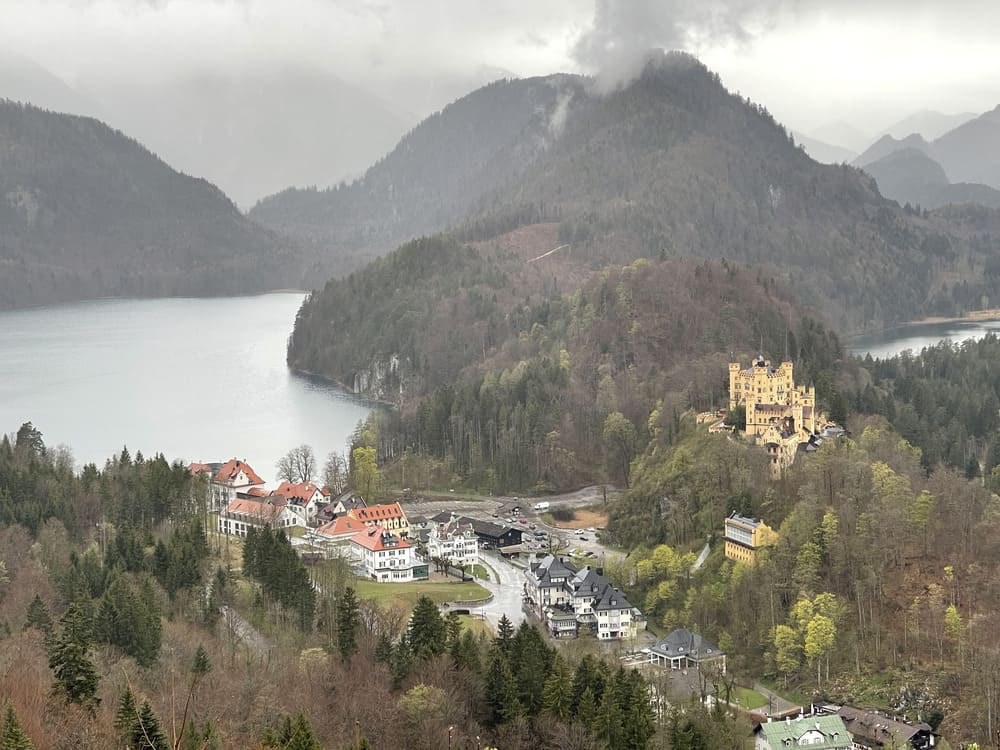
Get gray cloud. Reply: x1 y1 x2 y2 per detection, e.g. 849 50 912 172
1 0 998 190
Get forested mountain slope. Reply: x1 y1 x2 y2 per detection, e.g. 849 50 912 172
249 75 577 275
0 100 300 309
278 53 1000 337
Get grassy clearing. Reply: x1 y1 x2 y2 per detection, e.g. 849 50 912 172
354 579 490 610
458 614 493 637
465 563 496 582
731 686 768 709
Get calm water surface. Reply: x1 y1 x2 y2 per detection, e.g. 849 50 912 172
849 318 1000 359
0 294 372 477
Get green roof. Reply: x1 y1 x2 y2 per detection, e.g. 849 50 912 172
755 715 851 750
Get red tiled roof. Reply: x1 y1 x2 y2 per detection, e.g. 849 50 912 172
351 525 411 552
354 502 406 523
316 515 367 539
273 481 323 504
223 498 281 521
246 487 268 497
215 459 265 486
188 462 213 476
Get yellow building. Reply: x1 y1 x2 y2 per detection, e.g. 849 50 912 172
723 513 777 564
728 356 822 477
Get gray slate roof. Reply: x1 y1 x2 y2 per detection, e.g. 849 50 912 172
651 628 723 661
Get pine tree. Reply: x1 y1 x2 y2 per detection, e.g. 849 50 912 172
0 702 34 750
131 700 168 750
408 596 446 659
374 632 393 664
495 614 514 654
451 630 482 674
391 636 413 689
335 587 360 661
541 654 573 720
484 650 523 726
115 688 138 735
192 643 211 680
262 714 320 750
595 687 622 748
48 602 99 711
576 687 598 731
23 595 52 636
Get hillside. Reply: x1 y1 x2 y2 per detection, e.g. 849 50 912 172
854 133 932 167
84 67 412 207
0 100 301 309
854 107 1000 195
933 104 1000 188
792 131 857 164
250 74 576 275
863 148 1000 209
287 53 1000 397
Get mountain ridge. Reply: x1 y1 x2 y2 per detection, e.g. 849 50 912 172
0 99 301 309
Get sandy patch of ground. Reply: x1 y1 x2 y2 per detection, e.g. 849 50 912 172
552 508 609 530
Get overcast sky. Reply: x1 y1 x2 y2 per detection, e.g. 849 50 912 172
2 0 998 139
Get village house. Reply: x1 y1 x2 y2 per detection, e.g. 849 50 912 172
754 715 852 750
429 513 523 549
317 493 368 523
728 356 826 478
218 497 296 536
836 707 936 750
189 458 265 511
353 502 410 538
724 512 778 565
524 555 643 640
314 514 369 543
427 514 479 566
351 525 428 582
649 628 726 672
271 480 328 525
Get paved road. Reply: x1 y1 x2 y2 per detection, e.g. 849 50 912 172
691 541 711 571
446 553 527 630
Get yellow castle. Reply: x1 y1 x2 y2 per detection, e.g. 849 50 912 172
729 356 821 477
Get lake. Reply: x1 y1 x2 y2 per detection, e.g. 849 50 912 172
0 294 373 479
848 318 1000 359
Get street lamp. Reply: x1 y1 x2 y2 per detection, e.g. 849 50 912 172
448 725 454 750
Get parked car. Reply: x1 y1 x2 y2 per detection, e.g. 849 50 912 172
518 519 529 525
578 535 589 541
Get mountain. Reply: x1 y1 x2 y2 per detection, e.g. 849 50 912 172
932 105 1000 188
0 100 300 309
791 131 856 164
807 121 871 153
79 67 412 207
881 109 977 141
250 74 575 275
854 133 932 167
285 53 1000 408
0 50 100 118
863 148 1000 209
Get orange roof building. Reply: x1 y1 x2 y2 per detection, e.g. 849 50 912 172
350 525 427 582
353 502 410 537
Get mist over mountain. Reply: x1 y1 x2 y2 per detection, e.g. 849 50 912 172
855 133 932 167
861 148 1000 209
933 105 1000 188
881 109 977 141
792 131 857 164
0 50 100 119
79 67 413 208
250 73 577 275
0 100 300 309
